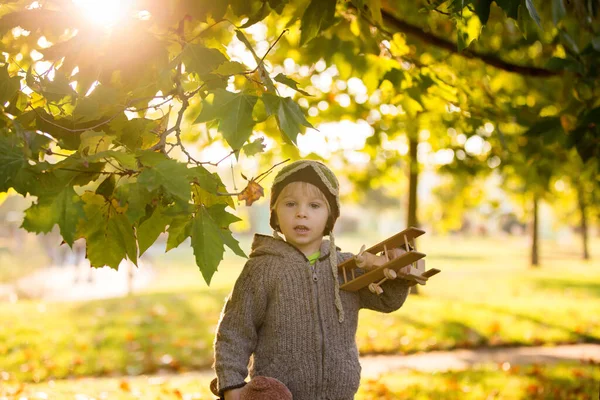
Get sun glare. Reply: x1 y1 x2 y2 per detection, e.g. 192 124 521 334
72 0 129 27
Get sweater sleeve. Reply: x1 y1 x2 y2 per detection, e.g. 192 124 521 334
358 276 411 313
214 259 269 393
337 250 411 313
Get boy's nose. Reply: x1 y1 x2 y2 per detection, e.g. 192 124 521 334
296 206 307 217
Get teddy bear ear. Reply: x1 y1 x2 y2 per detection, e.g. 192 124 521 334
209 378 219 396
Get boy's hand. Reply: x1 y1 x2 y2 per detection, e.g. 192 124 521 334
224 388 242 400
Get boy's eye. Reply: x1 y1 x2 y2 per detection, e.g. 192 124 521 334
285 201 295 207
310 203 321 209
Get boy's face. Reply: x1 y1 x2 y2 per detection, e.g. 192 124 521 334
274 182 329 256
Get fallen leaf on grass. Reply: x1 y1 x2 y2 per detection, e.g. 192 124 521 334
119 380 131 392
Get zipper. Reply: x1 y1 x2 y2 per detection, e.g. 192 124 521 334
310 260 326 397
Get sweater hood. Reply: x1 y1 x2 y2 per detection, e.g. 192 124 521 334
249 234 335 262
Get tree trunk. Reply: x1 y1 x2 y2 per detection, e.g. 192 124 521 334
407 131 418 228
127 261 134 296
531 194 539 268
407 123 419 294
577 184 590 260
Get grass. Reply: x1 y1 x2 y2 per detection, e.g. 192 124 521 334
2 361 598 399
0 234 599 384
356 361 600 400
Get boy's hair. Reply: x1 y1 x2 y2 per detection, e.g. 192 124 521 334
271 181 332 231
269 160 340 235
269 160 345 323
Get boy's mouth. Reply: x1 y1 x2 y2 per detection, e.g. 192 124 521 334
294 225 309 233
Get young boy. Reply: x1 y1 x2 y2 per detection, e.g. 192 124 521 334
213 160 411 400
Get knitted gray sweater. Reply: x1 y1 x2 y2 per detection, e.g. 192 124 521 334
214 234 411 400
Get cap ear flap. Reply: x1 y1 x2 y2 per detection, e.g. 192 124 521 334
324 216 335 235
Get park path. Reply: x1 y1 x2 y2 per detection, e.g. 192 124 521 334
0 259 155 302
57 344 600 390
359 343 600 376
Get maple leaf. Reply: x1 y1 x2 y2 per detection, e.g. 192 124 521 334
238 180 264 206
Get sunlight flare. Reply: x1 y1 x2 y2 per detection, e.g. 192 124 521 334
72 0 130 27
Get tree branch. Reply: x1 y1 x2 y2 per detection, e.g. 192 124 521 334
379 8 560 78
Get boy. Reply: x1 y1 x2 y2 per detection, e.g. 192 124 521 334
214 160 411 400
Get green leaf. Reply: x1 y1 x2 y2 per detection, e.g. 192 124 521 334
267 0 286 13
96 175 116 199
22 131 51 157
380 68 407 87
87 150 138 171
0 135 27 192
229 0 253 17
0 66 22 105
22 186 84 246
0 9 74 38
208 204 243 228
181 44 228 77
166 216 192 252
551 0 566 25
592 37 600 52
524 0 542 29
138 159 191 201
192 183 229 207
559 29 580 54
365 0 383 25
191 207 226 284
188 166 234 209
74 85 121 123
137 205 171 256
194 89 258 150
187 165 223 192
274 73 311 96
239 0 271 28
136 149 169 167
53 186 84 246
524 117 563 143
495 0 520 19
545 56 584 74
79 130 113 155
109 117 162 150
207 204 246 258
39 73 76 102
262 93 314 144
457 28 469 52
21 165 67 199
582 107 600 125
6 91 29 116
242 137 266 157
52 156 106 188
474 0 492 25
183 0 228 21
79 192 137 269
300 0 337 46
213 61 248 76
220 225 246 258
34 109 81 150
114 182 153 224
21 202 54 234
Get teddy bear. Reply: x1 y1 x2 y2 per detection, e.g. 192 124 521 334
211 376 292 399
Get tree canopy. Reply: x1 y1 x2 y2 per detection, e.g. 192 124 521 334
0 0 598 281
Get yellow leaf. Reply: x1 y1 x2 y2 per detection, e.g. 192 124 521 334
119 380 131 392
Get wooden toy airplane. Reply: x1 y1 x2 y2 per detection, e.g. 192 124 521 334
338 227 440 295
